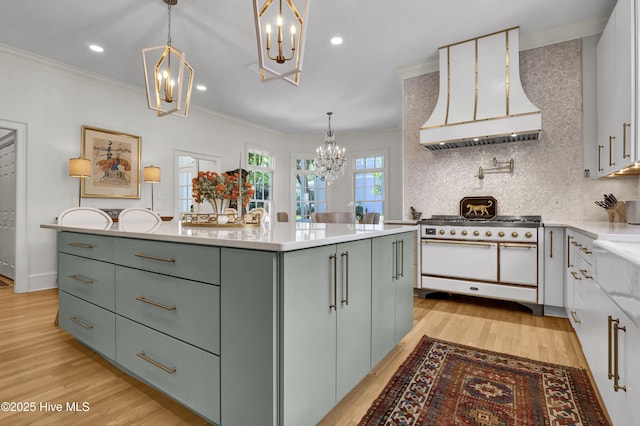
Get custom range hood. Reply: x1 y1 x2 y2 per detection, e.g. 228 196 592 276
421 27 541 150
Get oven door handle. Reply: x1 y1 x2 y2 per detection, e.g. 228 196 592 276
422 240 495 248
500 243 537 249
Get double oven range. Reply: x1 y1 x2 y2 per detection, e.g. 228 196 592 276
419 215 544 316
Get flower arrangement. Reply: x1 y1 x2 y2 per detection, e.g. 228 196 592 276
192 171 254 207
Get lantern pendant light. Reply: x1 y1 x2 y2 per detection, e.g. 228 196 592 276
142 0 194 117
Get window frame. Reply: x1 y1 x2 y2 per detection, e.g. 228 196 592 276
351 149 388 221
291 152 328 222
246 145 275 221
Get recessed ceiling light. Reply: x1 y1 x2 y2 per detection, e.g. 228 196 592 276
196 85 207 91
89 44 104 53
330 36 343 45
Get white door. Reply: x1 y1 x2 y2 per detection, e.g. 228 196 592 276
0 132 16 279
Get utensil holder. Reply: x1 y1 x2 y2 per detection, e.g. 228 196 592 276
607 201 627 223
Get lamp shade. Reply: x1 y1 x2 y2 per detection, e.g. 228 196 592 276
144 165 161 183
69 157 91 178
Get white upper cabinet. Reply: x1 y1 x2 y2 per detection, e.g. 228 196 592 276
595 0 636 176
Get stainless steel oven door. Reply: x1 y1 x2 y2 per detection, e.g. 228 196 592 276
421 239 498 281
499 242 537 286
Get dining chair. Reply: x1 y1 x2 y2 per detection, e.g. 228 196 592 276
362 212 380 224
277 212 289 222
312 212 356 224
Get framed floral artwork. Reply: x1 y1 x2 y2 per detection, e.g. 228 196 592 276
81 126 141 199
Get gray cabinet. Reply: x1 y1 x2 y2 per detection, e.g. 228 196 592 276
371 231 415 367
281 238 372 426
56 229 415 426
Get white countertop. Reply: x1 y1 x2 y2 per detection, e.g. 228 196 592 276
544 220 640 241
41 221 417 252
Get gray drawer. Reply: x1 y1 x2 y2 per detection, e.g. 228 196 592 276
115 266 220 354
116 316 220 424
114 238 220 284
59 253 115 310
59 291 116 359
58 232 114 262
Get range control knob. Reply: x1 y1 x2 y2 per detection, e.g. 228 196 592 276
473 230 480 236
439 229 445 235
498 231 505 237
485 231 492 237
525 232 532 238
450 230 456 235
512 232 519 238
461 230 468 236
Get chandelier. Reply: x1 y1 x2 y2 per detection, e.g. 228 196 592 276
142 0 194 117
253 0 308 86
315 112 346 185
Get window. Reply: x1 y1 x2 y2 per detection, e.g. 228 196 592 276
175 151 220 215
247 148 274 220
354 154 385 222
295 158 326 222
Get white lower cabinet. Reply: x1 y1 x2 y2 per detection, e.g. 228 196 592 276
591 245 640 426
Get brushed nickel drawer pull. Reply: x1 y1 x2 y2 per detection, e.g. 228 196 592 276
136 296 177 311
570 311 581 324
329 254 337 311
68 274 94 285
136 351 176 374
68 242 93 249
69 316 94 329
341 251 349 305
134 253 176 263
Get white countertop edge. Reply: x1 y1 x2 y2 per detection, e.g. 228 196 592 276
41 222 418 252
543 220 640 241
593 240 640 265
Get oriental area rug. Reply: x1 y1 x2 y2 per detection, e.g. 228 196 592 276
359 336 610 426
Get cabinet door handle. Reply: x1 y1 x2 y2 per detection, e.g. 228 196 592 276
597 145 603 172
68 274 94 285
136 351 176 375
580 246 592 255
341 251 349 305
391 241 397 280
549 230 553 258
570 271 581 280
570 310 581 324
134 253 176 263
609 136 615 166
136 296 177 311
623 122 631 158
613 319 627 392
69 316 94 329
608 316 615 380
329 254 337 311
68 242 93 249
398 239 404 278
567 236 573 267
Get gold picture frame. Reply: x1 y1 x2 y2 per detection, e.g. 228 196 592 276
81 126 141 199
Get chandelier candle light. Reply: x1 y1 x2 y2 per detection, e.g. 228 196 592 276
253 0 308 86
315 112 346 185
142 0 194 117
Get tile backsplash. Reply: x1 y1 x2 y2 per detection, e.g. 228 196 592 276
403 38 639 223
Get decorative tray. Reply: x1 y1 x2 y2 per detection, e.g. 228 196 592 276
180 213 261 228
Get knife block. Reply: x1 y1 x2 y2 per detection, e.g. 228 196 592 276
606 201 627 223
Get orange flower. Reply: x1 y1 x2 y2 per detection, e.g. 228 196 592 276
191 170 253 205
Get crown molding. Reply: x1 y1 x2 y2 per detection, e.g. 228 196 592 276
395 16 609 80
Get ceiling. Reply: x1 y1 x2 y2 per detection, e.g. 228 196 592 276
0 1 615 135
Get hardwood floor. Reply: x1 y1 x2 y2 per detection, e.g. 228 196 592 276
0 288 597 425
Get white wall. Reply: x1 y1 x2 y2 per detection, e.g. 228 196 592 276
0 46 405 292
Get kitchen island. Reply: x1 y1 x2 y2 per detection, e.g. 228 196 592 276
41 221 416 426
